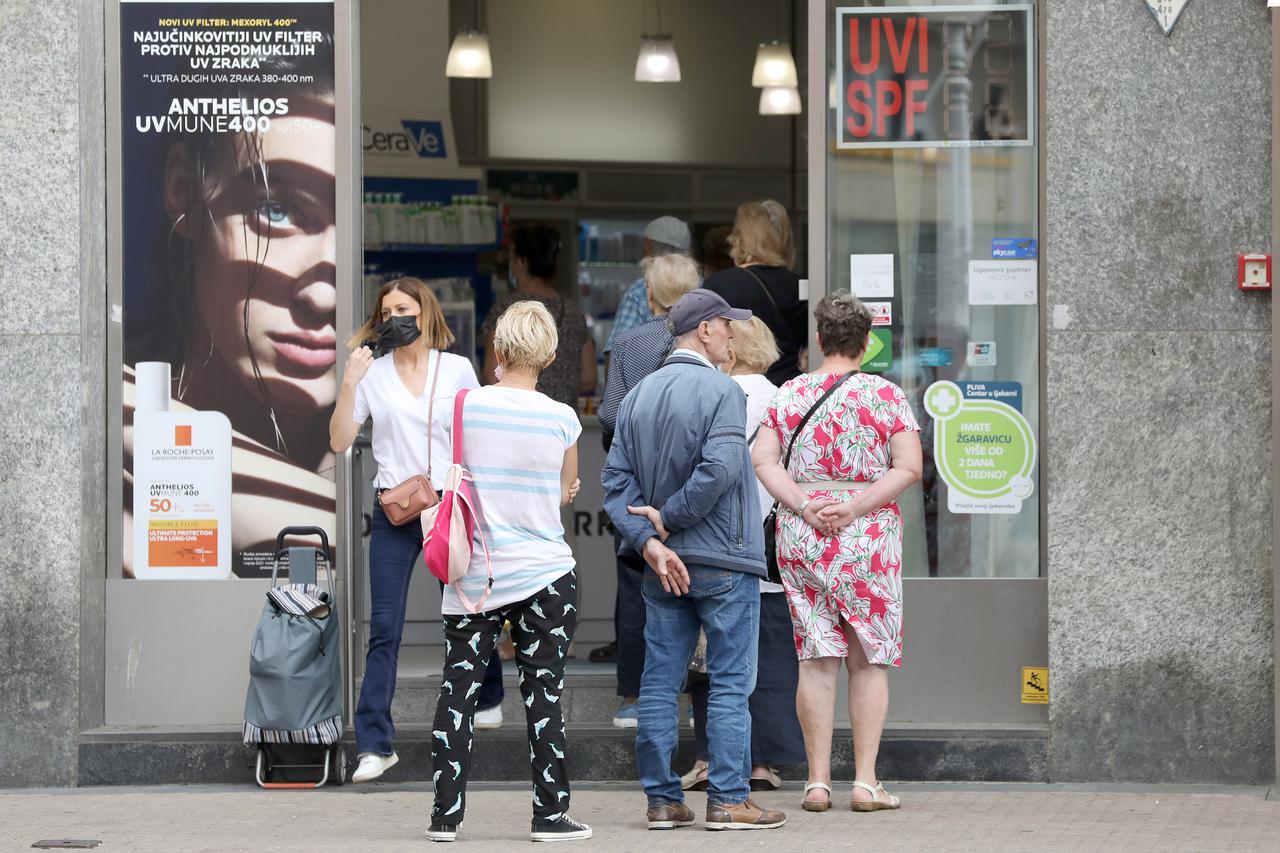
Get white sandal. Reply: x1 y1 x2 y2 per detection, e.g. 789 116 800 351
801 782 832 812
850 781 900 812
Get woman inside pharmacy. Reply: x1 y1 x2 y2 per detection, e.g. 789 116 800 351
481 223 597 407
329 277 481 784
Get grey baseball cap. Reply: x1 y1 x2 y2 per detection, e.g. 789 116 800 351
667 288 752 336
643 216 692 251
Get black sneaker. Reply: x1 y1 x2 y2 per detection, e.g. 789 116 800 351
530 814 593 842
425 823 457 842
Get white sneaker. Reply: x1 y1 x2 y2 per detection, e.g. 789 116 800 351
474 705 503 729
351 751 398 783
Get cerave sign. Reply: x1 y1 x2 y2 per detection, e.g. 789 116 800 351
836 5 1034 150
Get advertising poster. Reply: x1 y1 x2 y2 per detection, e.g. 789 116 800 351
119 1 338 578
836 4 1034 149
923 380 1036 515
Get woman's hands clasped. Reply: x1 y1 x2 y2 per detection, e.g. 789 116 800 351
810 499 862 537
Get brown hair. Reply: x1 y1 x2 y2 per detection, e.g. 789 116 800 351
728 200 794 269
347 277 455 350
814 292 873 359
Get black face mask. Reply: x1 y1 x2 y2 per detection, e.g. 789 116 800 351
370 315 422 352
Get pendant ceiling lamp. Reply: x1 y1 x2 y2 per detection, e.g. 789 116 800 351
759 85 802 116
751 41 797 88
446 31 492 78
634 1 680 82
635 35 681 82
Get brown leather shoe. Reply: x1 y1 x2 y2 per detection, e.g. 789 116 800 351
647 801 696 830
705 799 786 831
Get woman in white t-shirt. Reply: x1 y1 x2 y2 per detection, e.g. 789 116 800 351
681 316 805 793
328 277 481 784
426 301 591 844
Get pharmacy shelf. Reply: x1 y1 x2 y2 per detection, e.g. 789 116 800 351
365 242 500 254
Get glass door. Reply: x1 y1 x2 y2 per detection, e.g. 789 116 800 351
812 0 1046 725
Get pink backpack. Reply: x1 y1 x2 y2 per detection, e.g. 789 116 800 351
421 388 492 613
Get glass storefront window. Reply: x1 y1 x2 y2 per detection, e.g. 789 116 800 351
825 1 1040 578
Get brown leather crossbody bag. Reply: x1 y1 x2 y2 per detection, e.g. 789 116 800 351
378 354 442 525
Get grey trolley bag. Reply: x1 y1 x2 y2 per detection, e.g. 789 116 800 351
243 526 347 788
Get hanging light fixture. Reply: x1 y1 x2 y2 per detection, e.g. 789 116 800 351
446 31 492 78
759 85 801 116
751 41 797 88
634 1 680 82
635 34 681 82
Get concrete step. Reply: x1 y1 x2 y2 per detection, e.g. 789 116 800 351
78 723 1048 786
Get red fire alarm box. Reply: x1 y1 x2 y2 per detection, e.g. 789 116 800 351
1238 254 1271 291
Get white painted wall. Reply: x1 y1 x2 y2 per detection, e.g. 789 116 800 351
487 0 795 166
361 0 478 178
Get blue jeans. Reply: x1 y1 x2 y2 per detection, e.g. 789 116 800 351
637 565 759 807
356 503 502 756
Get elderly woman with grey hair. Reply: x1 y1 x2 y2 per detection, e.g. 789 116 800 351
751 293 923 814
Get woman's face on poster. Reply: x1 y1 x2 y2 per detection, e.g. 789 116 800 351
178 95 338 414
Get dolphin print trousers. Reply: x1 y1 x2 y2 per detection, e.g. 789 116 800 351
430 570 578 825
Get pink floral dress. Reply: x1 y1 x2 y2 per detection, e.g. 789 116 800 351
765 372 920 666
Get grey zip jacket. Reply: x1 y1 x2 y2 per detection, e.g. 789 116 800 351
602 354 766 577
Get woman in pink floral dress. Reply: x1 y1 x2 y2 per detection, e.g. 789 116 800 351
752 293 922 814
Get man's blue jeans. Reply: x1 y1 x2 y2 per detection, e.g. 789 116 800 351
636 565 759 807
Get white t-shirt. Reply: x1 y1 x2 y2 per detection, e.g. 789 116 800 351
734 373 784 594
352 351 480 490
441 386 582 615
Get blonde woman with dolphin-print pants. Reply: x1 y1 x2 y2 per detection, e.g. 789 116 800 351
427 300 589 843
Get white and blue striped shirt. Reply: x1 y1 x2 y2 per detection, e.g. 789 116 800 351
441 386 582 615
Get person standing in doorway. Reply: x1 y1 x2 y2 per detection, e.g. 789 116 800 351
590 215 694 667
427 301 590 843
597 254 700 728
703 200 807 385
482 223 596 408
328 278 488 783
603 289 786 832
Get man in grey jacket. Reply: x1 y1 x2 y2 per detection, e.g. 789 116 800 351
602 289 786 832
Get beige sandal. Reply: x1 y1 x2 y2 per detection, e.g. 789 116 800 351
802 782 832 812
850 781 901 812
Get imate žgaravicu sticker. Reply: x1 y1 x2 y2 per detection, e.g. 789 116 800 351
1144 0 1190 35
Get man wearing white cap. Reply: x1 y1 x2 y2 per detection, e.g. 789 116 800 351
604 216 693 352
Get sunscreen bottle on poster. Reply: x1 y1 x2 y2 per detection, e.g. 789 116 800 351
132 361 233 580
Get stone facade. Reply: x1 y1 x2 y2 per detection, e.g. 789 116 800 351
1045 0 1273 782
0 0 87 787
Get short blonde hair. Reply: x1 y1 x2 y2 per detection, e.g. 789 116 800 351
493 300 559 373
643 254 700 312
728 200 794 269
728 316 781 375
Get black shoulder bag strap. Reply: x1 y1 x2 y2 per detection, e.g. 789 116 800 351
782 370 858 469
742 266 788 332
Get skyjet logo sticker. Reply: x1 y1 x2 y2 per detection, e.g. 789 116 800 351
363 120 447 158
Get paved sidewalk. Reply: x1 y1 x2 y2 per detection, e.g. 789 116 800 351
2 782 1279 852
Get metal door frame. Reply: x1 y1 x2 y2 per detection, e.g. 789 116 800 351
805 0 1050 725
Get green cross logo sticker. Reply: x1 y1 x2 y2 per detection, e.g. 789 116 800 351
924 381 1037 514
